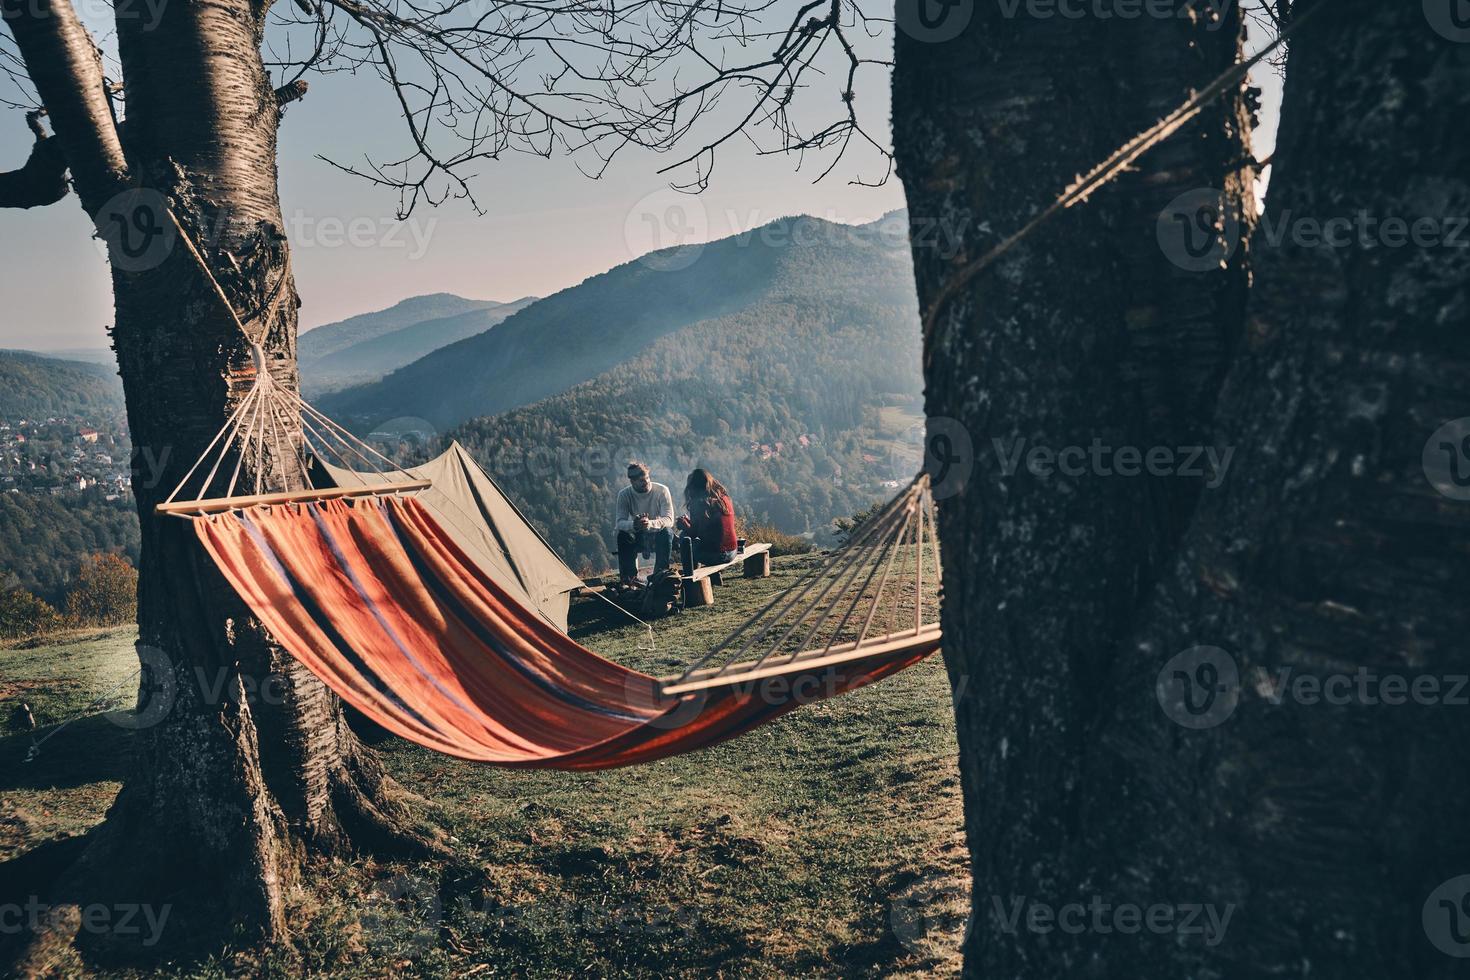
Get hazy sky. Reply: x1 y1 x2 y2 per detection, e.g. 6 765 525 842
0 8 1282 351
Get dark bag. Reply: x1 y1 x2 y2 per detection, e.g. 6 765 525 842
639 568 685 618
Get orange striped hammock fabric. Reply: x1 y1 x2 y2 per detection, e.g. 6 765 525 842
193 495 939 770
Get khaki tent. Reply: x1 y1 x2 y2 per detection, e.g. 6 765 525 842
318 441 584 632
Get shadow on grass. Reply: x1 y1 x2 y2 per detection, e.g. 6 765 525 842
0 833 92 968
0 716 130 791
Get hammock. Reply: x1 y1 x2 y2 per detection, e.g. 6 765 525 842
156 339 942 769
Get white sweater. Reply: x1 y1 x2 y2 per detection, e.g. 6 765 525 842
615 482 675 532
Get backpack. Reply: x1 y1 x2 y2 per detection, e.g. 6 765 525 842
639 568 685 618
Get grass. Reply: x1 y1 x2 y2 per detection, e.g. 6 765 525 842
0 556 966 977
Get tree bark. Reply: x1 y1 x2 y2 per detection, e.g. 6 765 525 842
3 0 436 961
898 0 1470 975
1083 3 1470 975
894 4 1252 974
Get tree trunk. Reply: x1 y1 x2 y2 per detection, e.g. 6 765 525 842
3 0 435 962
898 0 1470 975
1082 4 1470 975
894 4 1252 974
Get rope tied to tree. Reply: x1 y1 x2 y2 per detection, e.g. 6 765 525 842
664 474 940 693
919 1 1328 342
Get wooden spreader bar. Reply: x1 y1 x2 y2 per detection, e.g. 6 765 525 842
657 624 941 696
156 479 431 516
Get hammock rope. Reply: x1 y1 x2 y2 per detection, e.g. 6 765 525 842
919 1 1327 338
664 476 939 694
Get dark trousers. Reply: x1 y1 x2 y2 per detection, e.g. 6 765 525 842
618 528 672 579
679 535 737 572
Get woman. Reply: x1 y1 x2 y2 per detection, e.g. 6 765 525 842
677 468 739 570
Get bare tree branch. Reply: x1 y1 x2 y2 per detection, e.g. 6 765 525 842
0 110 68 208
256 0 889 212
0 0 128 214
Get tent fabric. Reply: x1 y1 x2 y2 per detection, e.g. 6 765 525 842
192 495 938 769
318 442 583 632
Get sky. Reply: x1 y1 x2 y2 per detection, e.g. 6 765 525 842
0 6 1283 352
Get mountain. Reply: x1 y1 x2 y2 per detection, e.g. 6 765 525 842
29 347 115 366
321 216 913 432
302 293 495 359
0 350 124 418
421 212 926 572
301 296 537 395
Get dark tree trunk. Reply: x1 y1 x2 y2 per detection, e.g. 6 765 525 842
899 0 1470 976
2 0 435 962
894 4 1252 974
1082 4 1470 976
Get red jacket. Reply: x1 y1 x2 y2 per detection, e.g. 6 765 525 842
689 496 738 552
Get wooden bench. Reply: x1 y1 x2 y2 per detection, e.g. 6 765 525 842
683 543 771 608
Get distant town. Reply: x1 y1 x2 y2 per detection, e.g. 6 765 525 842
0 413 132 500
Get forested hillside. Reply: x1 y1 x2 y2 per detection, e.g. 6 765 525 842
300 294 536 394
0 351 124 418
446 218 924 572
323 214 914 431
0 491 139 604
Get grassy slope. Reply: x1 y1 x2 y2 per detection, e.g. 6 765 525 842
0 558 965 978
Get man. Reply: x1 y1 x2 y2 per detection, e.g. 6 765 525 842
615 461 675 586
